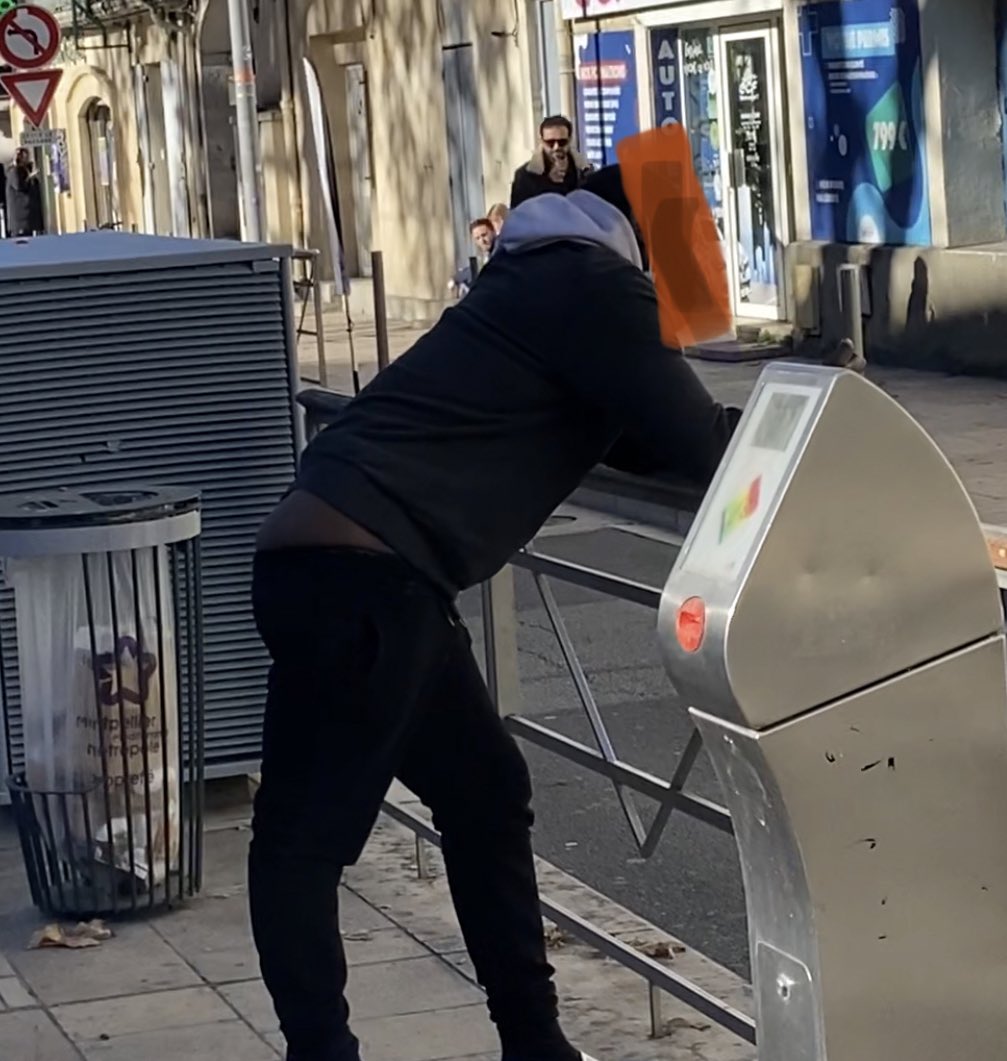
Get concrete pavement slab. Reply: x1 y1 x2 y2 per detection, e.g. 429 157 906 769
150 894 258 984
0 1008 82 1060
51 986 235 1044
0 973 36 1008
221 954 484 1036
347 1006 497 1061
9 921 202 1006
266 1007 498 1061
342 925 428 967
76 1018 278 1060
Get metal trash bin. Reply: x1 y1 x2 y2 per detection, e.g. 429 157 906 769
0 486 204 916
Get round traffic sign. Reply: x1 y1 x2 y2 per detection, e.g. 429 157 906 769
0 5 61 70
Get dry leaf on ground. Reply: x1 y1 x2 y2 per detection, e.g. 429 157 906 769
632 938 687 959
543 925 566 949
29 920 113 950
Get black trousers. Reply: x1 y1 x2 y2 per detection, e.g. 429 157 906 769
249 549 570 1061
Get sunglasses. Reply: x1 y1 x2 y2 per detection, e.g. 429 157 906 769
543 138 570 148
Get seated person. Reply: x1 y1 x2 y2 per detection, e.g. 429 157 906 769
448 217 497 299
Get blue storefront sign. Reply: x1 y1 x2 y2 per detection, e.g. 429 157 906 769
575 30 639 168
797 0 931 245
649 27 682 127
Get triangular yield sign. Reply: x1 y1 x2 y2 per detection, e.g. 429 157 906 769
0 68 62 128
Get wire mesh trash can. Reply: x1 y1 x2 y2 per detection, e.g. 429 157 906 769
0 486 204 917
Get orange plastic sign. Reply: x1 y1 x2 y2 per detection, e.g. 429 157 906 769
616 126 731 349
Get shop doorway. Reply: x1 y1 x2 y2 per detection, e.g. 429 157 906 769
442 44 486 274
672 22 788 320
82 100 120 229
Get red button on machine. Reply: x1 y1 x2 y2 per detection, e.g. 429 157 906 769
676 597 707 653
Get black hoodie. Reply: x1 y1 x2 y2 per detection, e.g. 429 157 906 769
296 190 740 596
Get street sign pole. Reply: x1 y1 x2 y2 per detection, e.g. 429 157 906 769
226 0 265 243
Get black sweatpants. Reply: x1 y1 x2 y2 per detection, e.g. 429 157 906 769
249 549 571 1061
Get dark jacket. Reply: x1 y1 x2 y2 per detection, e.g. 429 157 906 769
510 147 593 208
5 162 41 236
297 189 739 597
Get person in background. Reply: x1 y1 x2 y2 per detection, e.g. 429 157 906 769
6 148 42 237
510 116 593 208
448 217 497 299
488 202 509 233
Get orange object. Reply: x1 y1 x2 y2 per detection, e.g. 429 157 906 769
676 597 707 654
988 530 1007 571
616 126 731 349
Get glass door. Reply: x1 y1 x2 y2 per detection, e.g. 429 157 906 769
718 27 787 319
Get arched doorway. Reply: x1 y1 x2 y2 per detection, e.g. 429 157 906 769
81 99 119 228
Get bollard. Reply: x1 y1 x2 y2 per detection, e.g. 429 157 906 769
838 264 864 358
371 250 390 372
480 568 521 716
648 982 666 1039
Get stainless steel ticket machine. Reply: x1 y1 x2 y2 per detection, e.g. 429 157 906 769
658 364 1007 1060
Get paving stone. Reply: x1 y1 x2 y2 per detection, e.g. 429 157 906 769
0 1008 82 1060
52 987 234 1044
199 824 252 893
341 888 398 933
222 956 484 1035
264 1005 496 1061
348 955 483 1021
151 894 259 984
217 979 277 1035
344 926 428 967
0 974 36 1008
77 1019 278 1060
10 922 201 1006
355 1005 496 1061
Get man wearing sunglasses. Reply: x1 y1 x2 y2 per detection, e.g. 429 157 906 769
510 115 594 208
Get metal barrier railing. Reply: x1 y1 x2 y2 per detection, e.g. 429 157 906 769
471 497 754 1043
295 388 1007 1046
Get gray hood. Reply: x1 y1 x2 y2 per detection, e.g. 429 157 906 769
495 189 642 270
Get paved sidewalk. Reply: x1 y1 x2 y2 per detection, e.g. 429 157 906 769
0 785 754 1061
299 309 1007 526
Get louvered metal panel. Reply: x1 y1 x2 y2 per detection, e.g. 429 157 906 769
0 233 301 789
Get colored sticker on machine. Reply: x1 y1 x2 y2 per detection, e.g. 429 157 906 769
720 476 762 542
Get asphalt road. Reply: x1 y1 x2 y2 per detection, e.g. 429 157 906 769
458 524 751 979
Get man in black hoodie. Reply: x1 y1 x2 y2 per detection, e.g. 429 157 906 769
248 167 788 1061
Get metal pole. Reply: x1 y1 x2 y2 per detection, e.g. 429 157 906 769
839 263 864 358
480 567 522 716
227 0 265 242
649 982 666 1039
310 250 328 389
372 249 390 371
